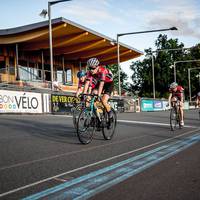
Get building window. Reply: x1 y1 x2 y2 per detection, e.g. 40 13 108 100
66 68 72 84
56 70 63 83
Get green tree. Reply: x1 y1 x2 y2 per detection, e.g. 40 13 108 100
106 64 128 93
129 34 200 99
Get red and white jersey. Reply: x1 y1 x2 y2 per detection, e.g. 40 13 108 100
169 85 184 99
79 75 97 89
86 66 113 83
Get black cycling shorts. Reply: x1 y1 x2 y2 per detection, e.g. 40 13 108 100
94 81 114 96
103 81 114 95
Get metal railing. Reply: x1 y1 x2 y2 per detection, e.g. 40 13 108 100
0 66 75 93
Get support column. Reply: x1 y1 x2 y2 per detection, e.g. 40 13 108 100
41 51 45 81
15 44 20 80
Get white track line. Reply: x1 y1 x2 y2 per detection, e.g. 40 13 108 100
0 128 199 198
54 115 197 128
118 119 197 128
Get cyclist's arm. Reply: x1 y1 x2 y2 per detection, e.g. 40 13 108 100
83 80 90 94
168 93 172 106
98 81 104 97
88 86 92 94
75 87 81 97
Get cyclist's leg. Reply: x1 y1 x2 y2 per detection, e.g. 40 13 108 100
198 100 200 109
101 82 113 114
101 82 114 128
170 97 177 110
102 93 111 112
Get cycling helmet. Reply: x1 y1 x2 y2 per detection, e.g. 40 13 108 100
77 70 86 78
197 92 200 96
87 57 100 68
170 82 178 89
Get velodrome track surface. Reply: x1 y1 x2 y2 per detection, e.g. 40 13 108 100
0 110 199 200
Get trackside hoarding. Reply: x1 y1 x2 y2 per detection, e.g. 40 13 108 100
51 94 126 114
141 99 154 111
0 90 42 113
51 94 80 113
141 98 189 111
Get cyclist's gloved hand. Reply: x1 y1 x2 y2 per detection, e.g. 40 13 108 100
97 95 101 101
79 94 85 101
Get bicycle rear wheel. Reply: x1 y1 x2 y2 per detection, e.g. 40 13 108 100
77 108 96 144
102 108 117 140
170 107 177 131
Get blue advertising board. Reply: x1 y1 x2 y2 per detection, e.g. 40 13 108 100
141 99 164 111
141 99 154 111
153 100 163 110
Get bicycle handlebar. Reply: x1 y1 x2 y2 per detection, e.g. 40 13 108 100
80 93 101 100
80 93 98 97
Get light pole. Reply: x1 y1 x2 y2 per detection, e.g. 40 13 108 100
40 0 72 90
188 67 200 102
173 61 178 82
117 27 178 96
172 59 200 83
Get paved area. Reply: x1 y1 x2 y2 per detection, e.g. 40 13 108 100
0 110 199 199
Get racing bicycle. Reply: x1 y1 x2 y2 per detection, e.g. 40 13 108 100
76 94 117 144
170 99 183 131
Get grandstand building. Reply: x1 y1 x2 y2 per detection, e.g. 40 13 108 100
0 17 142 93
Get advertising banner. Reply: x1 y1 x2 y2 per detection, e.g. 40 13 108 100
0 90 42 113
163 101 170 110
51 94 80 113
141 99 154 111
184 101 189 110
109 98 124 112
153 100 163 110
51 94 125 114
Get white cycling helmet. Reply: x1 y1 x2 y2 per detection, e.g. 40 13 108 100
170 82 178 89
197 92 200 96
87 57 100 68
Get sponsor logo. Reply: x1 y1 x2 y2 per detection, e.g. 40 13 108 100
0 94 39 110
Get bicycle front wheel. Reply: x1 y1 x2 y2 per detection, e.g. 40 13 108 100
170 107 177 131
102 108 117 140
77 108 96 144
72 104 82 129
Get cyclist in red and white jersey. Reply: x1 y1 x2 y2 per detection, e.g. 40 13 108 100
168 82 184 126
196 92 200 108
83 57 114 118
75 70 86 97
76 70 98 97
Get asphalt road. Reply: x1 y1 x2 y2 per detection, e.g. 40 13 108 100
0 110 199 200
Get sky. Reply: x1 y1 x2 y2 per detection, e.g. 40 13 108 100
1 0 200 81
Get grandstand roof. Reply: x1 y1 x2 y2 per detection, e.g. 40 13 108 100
0 17 143 65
